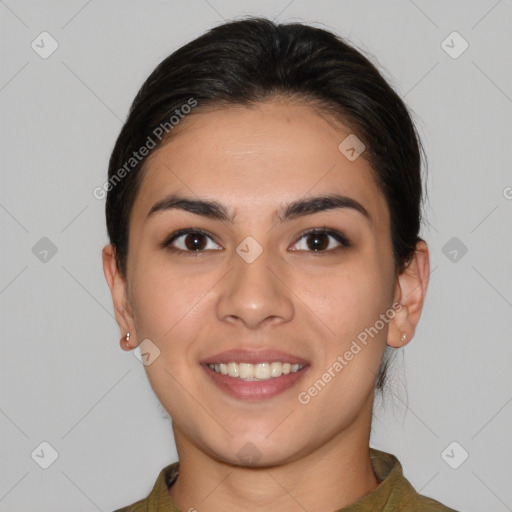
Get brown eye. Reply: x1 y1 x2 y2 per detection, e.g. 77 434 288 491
183 233 207 251
305 233 329 251
165 229 222 254
290 228 350 253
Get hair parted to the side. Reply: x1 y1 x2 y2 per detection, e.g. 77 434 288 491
105 16 426 393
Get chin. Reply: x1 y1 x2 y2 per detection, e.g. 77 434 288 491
205 435 306 469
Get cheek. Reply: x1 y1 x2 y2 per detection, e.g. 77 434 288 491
294 259 393 340
295 270 390 420
293 256 393 399
129 257 208 338
129 265 209 407
128 260 221 394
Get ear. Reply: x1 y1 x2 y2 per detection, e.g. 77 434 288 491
102 244 137 350
388 240 430 348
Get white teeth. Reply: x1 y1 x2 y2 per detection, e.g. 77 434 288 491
207 361 305 380
239 363 254 379
254 363 270 379
270 361 282 377
227 362 239 378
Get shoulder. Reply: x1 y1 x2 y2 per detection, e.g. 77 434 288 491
404 491 461 511
112 505 144 512
368 448 461 512
112 501 147 512
111 461 180 512
112 493 153 512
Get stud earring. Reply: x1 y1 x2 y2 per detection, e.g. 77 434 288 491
121 332 132 350
400 332 407 342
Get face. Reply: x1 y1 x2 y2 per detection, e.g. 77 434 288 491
112 100 403 466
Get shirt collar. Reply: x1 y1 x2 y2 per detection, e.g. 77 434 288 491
133 448 447 511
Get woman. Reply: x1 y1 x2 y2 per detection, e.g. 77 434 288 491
103 17 459 512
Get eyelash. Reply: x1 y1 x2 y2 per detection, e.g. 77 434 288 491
162 227 351 256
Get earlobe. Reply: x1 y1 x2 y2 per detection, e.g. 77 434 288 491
388 240 430 348
387 303 410 348
102 244 137 348
120 332 134 352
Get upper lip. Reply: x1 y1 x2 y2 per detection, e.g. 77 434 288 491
201 349 309 365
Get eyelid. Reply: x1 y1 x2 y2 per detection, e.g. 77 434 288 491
162 228 223 254
162 226 351 254
291 227 351 251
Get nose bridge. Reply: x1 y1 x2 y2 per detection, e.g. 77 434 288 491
216 240 294 329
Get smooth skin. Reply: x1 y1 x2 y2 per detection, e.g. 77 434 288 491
103 98 430 512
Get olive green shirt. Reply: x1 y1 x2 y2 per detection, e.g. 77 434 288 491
113 448 459 511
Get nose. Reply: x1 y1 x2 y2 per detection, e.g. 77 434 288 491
216 246 294 330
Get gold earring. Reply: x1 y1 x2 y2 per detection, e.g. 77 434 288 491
121 332 131 350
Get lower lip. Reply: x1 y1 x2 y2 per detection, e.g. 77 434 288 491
202 364 310 400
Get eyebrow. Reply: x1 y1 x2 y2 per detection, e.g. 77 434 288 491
146 193 371 224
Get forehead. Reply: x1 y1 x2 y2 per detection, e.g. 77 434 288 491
132 101 388 225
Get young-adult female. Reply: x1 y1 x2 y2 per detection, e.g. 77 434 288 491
103 17 459 512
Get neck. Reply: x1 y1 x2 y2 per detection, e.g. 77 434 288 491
168 401 379 512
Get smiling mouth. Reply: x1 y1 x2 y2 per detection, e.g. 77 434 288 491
206 361 306 381
201 348 310 399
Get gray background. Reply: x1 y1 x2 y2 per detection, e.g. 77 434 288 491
1 1 511 511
